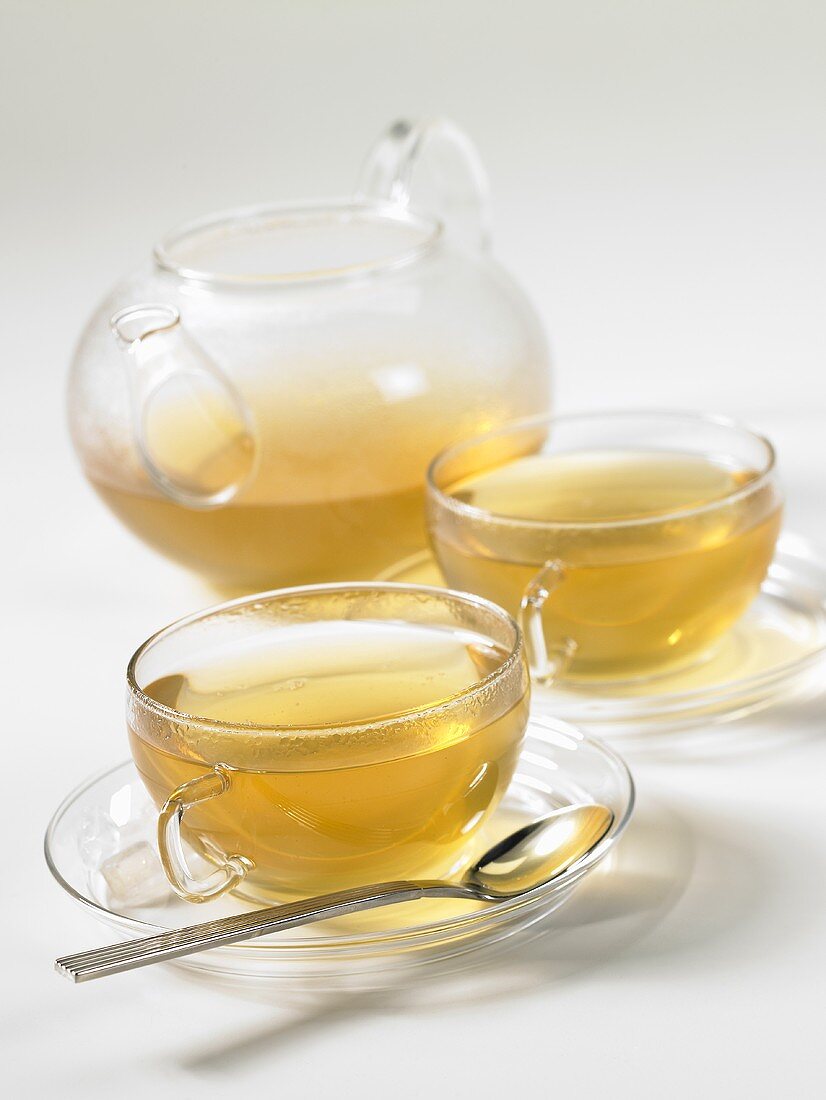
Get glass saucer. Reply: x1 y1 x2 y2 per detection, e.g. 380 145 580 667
378 534 826 738
45 720 633 992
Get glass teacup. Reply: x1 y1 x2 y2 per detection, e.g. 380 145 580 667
426 411 783 683
127 583 530 903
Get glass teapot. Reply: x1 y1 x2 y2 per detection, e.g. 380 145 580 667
68 118 551 590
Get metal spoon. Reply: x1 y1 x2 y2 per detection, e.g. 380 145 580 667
55 803 612 983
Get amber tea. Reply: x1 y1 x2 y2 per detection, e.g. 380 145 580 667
128 586 529 901
93 379 426 591
428 415 782 681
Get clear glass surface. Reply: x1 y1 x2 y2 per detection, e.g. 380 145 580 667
44 722 633 993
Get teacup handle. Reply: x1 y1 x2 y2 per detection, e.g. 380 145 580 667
519 561 578 685
357 118 491 253
157 764 254 903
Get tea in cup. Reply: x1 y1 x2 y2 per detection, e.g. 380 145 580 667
127 583 530 902
426 412 782 682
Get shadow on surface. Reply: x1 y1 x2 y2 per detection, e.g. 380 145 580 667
178 793 700 1073
178 788 801 1076
614 690 826 764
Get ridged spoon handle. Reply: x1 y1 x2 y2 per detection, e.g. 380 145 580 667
55 879 469 983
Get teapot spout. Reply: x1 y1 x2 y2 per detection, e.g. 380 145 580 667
110 305 256 510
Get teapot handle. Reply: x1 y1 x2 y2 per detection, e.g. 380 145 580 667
356 118 491 253
111 305 256 511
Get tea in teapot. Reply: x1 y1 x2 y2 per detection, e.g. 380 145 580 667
69 119 551 589
91 348 435 589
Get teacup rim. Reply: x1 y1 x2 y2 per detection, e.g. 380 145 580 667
126 581 527 743
426 408 778 532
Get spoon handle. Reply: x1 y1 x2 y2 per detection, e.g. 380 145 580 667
55 879 469 983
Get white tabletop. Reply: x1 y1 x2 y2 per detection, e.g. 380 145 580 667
3 2 825 1096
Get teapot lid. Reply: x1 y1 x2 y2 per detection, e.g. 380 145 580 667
154 119 490 285
153 200 440 286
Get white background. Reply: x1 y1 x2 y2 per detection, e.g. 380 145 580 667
2 2 825 1096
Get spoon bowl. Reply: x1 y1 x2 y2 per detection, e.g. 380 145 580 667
468 803 615 899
